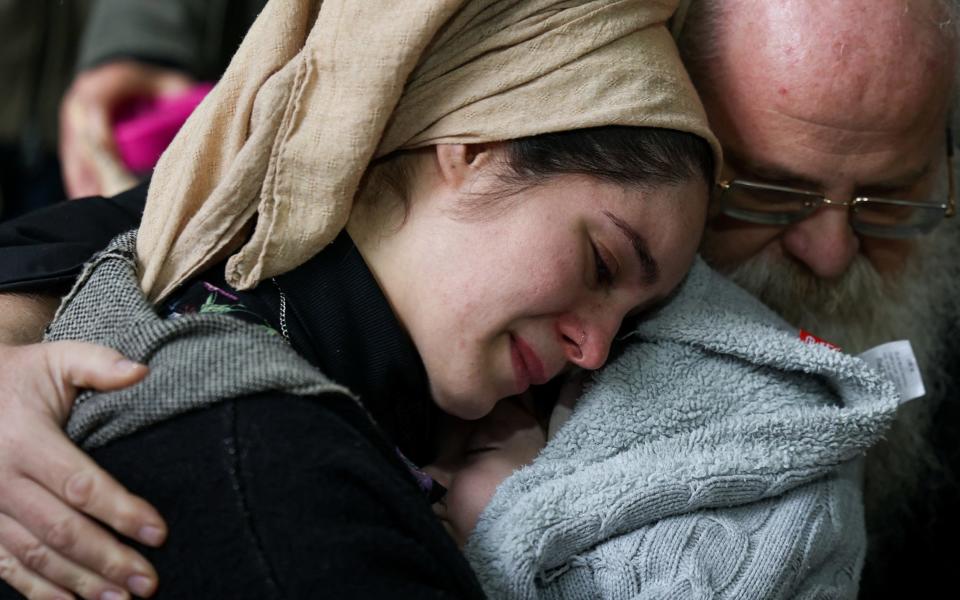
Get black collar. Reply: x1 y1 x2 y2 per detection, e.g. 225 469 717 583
237 232 437 464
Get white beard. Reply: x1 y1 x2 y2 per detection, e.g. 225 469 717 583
716 216 960 554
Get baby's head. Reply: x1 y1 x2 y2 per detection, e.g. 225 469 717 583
423 373 583 547
423 395 547 547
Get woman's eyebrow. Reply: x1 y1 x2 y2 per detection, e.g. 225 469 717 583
602 211 659 285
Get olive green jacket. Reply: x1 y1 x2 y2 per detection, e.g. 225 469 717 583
78 0 267 80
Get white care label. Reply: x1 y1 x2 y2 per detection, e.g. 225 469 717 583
857 340 925 404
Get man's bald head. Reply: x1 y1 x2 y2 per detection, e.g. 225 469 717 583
684 0 957 116
709 0 952 146
682 0 957 279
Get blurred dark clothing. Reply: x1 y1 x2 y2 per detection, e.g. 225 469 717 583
0 0 91 219
0 183 145 293
859 335 960 599
79 0 268 79
0 146 66 220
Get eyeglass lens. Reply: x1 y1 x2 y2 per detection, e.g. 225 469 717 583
720 182 946 237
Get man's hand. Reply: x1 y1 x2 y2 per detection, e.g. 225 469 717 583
0 342 166 599
59 61 194 199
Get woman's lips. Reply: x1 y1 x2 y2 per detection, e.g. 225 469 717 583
510 334 549 392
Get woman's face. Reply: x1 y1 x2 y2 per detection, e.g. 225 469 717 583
352 145 707 419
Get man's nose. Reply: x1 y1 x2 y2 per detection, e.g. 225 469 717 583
780 205 860 279
557 311 619 371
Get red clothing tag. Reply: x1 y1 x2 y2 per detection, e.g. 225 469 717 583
798 329 841 351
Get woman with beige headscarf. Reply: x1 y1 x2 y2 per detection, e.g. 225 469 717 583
0 0 722 597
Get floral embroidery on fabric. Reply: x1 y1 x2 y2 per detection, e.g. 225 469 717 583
160 280 280 336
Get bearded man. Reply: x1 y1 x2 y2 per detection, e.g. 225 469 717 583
677 0 960 596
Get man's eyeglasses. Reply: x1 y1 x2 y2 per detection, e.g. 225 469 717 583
714 131 955 239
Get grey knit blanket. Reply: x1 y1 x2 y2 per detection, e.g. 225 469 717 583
45 231 349 449
465 258 899 599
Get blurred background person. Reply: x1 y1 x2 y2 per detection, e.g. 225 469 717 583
60 0 266 199
2 0 268 220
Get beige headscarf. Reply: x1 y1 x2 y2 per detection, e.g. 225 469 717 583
137 0 721 301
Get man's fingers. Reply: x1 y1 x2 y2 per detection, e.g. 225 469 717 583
143 71 195 97
42 342 148 393
79 100 113 153
60 145 103 200
18 427 166 550
59 77 122 199
0 478 157 598
84 143 138 199
59 93 105 200
0 341 160 598
0 540 75 600
0 513 122 600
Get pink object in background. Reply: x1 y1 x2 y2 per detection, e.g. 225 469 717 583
112 83 215 174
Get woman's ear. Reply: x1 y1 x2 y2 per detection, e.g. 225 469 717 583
434 143 498 190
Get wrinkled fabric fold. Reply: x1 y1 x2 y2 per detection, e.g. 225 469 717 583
137 0 720 300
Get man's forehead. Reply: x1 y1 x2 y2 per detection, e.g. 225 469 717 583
722 0 957 60
712 0 957 129
722 143 938 192
697 1 955 191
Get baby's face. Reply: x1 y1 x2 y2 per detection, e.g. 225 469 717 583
423 395 547 547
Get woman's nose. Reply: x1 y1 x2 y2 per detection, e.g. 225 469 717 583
780 205 860 279
556 312 618 370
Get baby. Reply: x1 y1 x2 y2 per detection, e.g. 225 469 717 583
423 373 582 547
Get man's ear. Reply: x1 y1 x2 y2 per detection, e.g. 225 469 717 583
434 143 498 190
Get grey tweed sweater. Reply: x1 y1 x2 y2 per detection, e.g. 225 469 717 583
45 231 348 449
465 258 899 599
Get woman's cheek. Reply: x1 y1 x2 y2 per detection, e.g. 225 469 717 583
521 255 584 313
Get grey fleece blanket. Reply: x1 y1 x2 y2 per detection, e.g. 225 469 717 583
465 258 898 599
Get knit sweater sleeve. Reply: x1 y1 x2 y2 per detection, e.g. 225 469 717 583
537 462 865 600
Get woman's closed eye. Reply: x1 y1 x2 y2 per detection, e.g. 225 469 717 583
591 240 615 288
462 423 501 457
464 446 499 457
